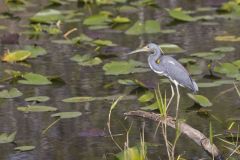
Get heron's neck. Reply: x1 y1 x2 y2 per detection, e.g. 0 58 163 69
148 49 162 71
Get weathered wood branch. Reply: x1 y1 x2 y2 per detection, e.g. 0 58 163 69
124 110 224 160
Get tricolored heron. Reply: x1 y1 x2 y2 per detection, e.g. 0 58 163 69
128 43 198 118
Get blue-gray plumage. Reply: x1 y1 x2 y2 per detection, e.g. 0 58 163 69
129 43 198 92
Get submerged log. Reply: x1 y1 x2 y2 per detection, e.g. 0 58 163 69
124 110 224 160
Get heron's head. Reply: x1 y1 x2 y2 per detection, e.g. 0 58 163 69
128 43 162 55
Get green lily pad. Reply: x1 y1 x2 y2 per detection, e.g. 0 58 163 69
62 96 96 103
0 25 6 30
70 54 102 66
24 45 47 58
83 13 111 26
144 20 161 33
197 82 221 88
51 112 82 119
138 91 154 102
71 34 93 44
25 96 50 102
214 35 240 42
214 63 239 77
18 73 52 85
14 146 35 152
1 50 31 63
211 46 235 53
118 5 138 13
93 39 117 46
30 9 64 23
187 94 212 107
116 144 147 160
191 52 225 60
187 64 203 75
159 44 185 54
0 132 16 144
141 101 158 110
125 21 144 35
112 16 130 23
118 79 136 85
233 60 240 68
0 88 23 99
167 8 195 22
178 58 196 64
17 105 57 112
103 60 149 75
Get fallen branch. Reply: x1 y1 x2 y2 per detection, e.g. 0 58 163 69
124 110 224 160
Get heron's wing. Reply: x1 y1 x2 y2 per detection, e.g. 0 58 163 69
160 56 198 92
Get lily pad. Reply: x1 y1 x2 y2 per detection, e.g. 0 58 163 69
0 132 16 144
125 21 144 35
103 60 149 75
159 44 185 54
25 96 50 102
211 46 235 53
83 13 111 26
197 82 221 88
214 35 240 42
24 45 47 58
30 9 64 23
0 88 23 99
187 64 203 75
214 63 239 77
51 112 82 119
17 105 57 112
62 96 96 103
14 146 35 152
138 91 154 102
112 16 130 23
70 54 102 66
167 8 195 22
191 52 225 60
144 20 161 33
187 94 212 107
93 39 117 46
1 50 31 63
116 144 147 160
178 58 196 64
18 73 52 85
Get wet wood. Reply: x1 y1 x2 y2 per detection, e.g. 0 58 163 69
124 110 224 160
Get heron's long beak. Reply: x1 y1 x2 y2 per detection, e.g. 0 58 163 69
128 46 150 55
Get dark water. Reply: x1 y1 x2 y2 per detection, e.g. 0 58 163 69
0 0 240 159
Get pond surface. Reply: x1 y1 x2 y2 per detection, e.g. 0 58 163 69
0 0 240 160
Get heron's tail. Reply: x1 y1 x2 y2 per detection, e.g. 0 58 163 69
192 81 198 93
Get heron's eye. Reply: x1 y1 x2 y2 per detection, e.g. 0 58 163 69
156 59 161 64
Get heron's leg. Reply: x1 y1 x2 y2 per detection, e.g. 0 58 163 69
167 84 175 109
175 84 180 120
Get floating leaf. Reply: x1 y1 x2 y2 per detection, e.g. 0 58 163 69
191 52 225 60
187 94 212 107
112 16 130 23
51 112 82 119
71 34 93 44
118 79 136 85
141 101 158 110
0 132 16 144
103 60 149 75
116 144 147 160
138 91 154 102
2 50 31 63
93 39 117 46
0 88 23 99
211 46 235 53
214 35 240 42
62 96 96 103
118 5 138 13
187 64 203 75
159 44 185 54
17 105 57 112
233 60 240 68
125 21 144 35
18 73 52 85
0 25 6 30
178 58 196 64
24 45 47 58
214 63 239 77
167 8 195 22
70 54 102 66
30 9 64 23
25 96 50 102
144 20 161 33
14 146 35 152
197 82 221 88
83 13 111 26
